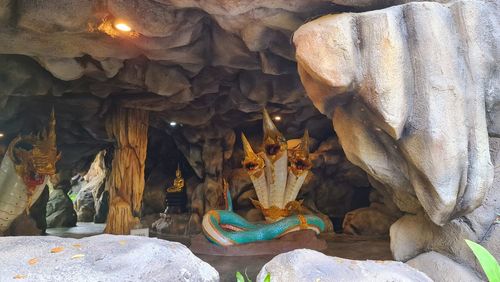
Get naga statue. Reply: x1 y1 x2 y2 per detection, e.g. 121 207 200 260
0 110 60 234
202 109 325 246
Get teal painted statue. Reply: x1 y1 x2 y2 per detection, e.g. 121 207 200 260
201 109 325 246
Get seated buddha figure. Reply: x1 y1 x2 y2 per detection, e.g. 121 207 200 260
167 165 184 193
165 164 187 214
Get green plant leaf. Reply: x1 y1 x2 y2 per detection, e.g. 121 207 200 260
264 273 271 282
236 271 245 282
465 239 500 282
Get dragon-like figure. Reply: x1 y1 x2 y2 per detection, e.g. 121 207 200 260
0 110 60 234
202 109 325 246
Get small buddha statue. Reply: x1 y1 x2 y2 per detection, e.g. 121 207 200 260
164 164 187 214
167 165 185 193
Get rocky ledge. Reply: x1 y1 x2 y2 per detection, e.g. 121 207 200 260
256 249 431 282
0 234 219 282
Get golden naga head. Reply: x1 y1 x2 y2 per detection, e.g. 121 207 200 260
289 130 312 176
10 109 60 186
32 109 60 176
241 133 265 176
262 109 287 158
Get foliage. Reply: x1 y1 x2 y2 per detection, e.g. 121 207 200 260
67 192 77 202
465 239 500 282
236 271 245 282
235 271 270 282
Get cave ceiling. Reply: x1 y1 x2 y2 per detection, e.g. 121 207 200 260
0 0 407 170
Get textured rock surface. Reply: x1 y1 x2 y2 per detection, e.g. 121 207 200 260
389 137 499 277
256 249 431 282
294 0 496 226
293 0 499 274
0 234 219 281
0 0 384 238
74 187 95 222
46 189 77 228
343 206 398 236
407 251 482 282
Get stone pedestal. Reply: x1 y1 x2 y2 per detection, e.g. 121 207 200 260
164 190 187 214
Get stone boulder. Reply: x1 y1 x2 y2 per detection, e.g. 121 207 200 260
294 0 496 227
256 249 431 282
407 251 482 282
343 205 398 236
294 0 499 272
0 235 219 281
74 187 95 222
389 137 499 277
46 189 77 228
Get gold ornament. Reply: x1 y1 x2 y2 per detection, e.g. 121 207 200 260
167 164 185 193
10 109 60 193
251 199 304 221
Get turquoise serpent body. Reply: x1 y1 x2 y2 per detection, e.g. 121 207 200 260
202 188 325 246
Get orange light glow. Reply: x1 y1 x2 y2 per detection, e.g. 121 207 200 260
273 116 282 121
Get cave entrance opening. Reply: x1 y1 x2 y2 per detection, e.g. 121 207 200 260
143 126 199 240
45 150 109 237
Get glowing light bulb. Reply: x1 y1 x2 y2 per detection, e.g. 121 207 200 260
170 121 177 127
114 22 132 32
273 116 282 121
0 133 4 138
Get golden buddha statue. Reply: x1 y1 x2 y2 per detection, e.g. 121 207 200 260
167 164 184 193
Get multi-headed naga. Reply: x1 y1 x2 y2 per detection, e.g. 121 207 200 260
202 109 324 246
0 110 60 234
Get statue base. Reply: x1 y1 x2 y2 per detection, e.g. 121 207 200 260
189 230 327 256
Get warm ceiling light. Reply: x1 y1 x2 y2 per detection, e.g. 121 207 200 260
273 116 282 121
0 133 4 138
170 121 177 127
114 22 132 32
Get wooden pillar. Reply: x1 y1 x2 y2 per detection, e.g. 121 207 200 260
104 107 148 235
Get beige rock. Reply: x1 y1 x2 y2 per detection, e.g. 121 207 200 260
343 206 399 236
294 0 496 226
17 0 94 33
294 0 499 275
37 57 85 80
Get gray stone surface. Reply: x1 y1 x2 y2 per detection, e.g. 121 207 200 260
407 251 482 282
0 234 219 282
389 137 499 273
46 189 77 228
256 249 431 282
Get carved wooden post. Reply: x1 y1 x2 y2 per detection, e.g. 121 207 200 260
104 107 148 235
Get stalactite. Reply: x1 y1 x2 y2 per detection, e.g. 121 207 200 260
104 107 148 235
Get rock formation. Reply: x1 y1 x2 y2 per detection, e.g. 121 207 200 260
105 108 149 234
0 234 219 281
0 0 497 278
257 249 431 281
294 0 499 278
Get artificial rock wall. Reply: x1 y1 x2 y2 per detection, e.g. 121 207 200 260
294 0 499 279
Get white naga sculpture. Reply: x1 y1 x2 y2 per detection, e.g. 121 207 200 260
0 111 59 234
